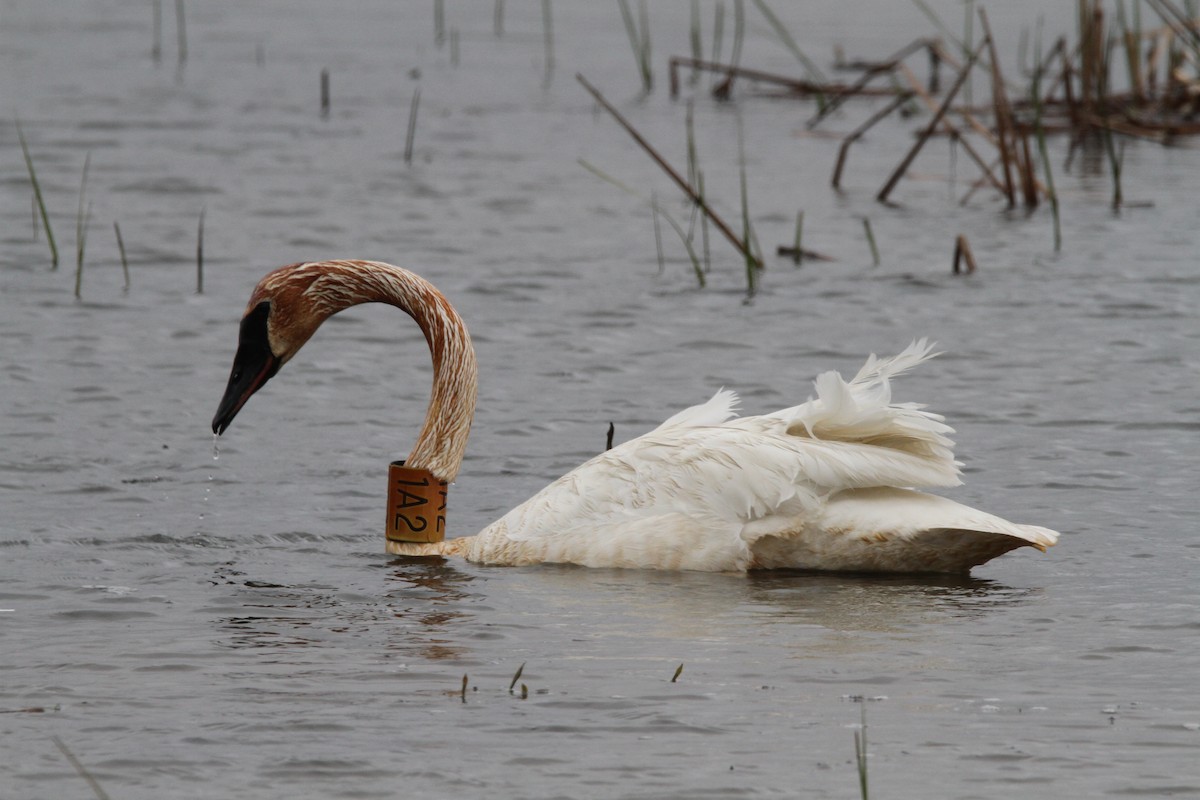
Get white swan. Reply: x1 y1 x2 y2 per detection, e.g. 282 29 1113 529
213 260 1058 573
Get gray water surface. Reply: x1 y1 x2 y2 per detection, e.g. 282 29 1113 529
2 2 1199 798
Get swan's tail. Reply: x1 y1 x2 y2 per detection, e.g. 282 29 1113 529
771 340 960 483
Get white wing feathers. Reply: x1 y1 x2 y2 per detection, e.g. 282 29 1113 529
652 387 740 431
481 342 968 567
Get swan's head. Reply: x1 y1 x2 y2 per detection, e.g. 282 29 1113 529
212 263 332 435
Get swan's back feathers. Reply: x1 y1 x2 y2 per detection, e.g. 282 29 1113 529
459 341 1055 573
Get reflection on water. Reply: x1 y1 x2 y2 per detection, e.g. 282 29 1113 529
213 556 481 660
743 571 1040 630
383 557 479 661
494 562 1038 637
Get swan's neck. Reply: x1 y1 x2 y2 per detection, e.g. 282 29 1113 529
304 260 478 482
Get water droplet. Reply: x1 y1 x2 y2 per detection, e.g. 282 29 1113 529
212 433 221 461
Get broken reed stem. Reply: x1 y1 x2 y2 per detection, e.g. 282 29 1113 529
494 0 504 37
320 69 330 118
460 673 468 703
831 91 913 188
807 37 935 129
952 234 977 274
196 207 205 294
16 120 58 270
689 0 702 84
605 423 615 451
509 662 526 692
671 663 684 683
877 37 987 203
577 73 759 271
52 736 112 800
434 0 445 46
404 88 421 165
114 222 130 291
862 217 880 266
670 57 900 100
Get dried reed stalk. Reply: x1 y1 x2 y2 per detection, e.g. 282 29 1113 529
578 73 760 270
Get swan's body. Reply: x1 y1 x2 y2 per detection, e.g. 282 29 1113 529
214 260 1058 574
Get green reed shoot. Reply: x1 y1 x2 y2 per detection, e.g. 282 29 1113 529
792 210 804 266
74 203 91 299
175 0 187 64
1103 127 1124 211
618 0 653 93
320 69 330 118
962 0 974 105
152 0 162 62
509 662 525 693
74 152 91 298
862 217 880 266
685 100 698 191
542 0 555 87
16 121 58 270
752 0 826 83
711 1 725 64
114 222 130 291
652 192 665 273
1032 53 1061 251
196 207 205 294
854 701 869 800
737 112 757 299
730 0 745 70
520 683 528 699
460 673 468 703
405 89 421 165
689 0 702 81
698 171 711 273
578 159 704 287
53 736 111 800
671 663 684 683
